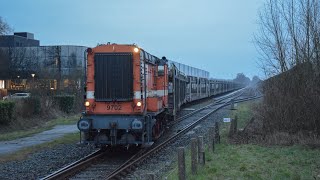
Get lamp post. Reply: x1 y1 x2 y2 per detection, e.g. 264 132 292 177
16 76 20 90
31 73 35 89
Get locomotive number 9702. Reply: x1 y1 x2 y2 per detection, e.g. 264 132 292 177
106 105 122 110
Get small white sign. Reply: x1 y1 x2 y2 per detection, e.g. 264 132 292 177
223 118 231 122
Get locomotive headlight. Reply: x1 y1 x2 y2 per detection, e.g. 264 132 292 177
85 101 90 107
77 119 91 132
134 47 139 53
136 101 142 107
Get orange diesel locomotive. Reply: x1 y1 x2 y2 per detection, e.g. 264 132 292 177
77 44 242 147
78 44 169 147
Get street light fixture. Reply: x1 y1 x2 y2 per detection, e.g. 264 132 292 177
31 73 35 89
16 76 20 90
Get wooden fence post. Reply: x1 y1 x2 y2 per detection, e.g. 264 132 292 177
198 136 205 165
145 173 155 180
178 147 186 180
209 126 215 152
215 121 220 144
229 116 238 137
233 115 238 133
191 138 197 174
230 99 235 110
229 118 235 137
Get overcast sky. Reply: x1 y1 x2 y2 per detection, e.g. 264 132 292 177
1 0 264 79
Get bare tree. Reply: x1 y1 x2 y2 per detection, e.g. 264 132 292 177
0 16 12 35
255 0 320 76
254 0 320 140
41 46 62 90
7 47 39 78
0 48 10 78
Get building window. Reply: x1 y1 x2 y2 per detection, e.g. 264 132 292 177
64 79 69 88
50 80 57 90
0 80 4 89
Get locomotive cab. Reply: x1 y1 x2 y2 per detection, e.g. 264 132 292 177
78 44 169 147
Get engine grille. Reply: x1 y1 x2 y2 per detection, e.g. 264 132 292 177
94 53 133 101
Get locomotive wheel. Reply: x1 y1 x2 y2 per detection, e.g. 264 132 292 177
152 126 159 140
152 119 164 140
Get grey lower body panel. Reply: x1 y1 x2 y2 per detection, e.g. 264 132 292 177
86 115 144 130
78 115 154 146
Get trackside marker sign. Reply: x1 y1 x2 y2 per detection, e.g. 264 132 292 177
223 118 231 122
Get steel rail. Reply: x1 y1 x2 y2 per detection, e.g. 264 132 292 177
106 93 261 179
40 149 103 180
107 94 249 179
41 89 255 180
169 89 245 126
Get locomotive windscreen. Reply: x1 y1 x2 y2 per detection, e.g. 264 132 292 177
94 53 133 101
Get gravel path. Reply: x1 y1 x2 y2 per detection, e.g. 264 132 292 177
0 143 96 180
0 125 78 155
0 124 97 180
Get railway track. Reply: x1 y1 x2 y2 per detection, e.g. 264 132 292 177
107 90 259 179
69 148 145 180
40 150 103 180
41 89 261 180
169 88 245 126
41 147 145 180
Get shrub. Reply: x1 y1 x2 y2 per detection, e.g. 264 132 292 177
54 95 75 113
23 97 41 116
261 62 320 136
0 101 15 125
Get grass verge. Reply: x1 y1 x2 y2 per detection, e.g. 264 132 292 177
233 101 256 129
166 101 320 179
0 115 79 141
0 133 79 163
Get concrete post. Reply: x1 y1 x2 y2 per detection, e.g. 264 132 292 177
191 138 197 174
178 147 186 180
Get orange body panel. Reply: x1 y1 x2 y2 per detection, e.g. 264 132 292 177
85 44 168 115
147 97 163 112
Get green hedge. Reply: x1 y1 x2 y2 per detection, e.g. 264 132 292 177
54 95 75 113
0 101 15 125
22 97 41 117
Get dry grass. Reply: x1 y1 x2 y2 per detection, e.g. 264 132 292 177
233 101 320 147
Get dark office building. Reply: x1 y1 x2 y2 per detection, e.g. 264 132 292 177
0 32 86 98
0 32 40 47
